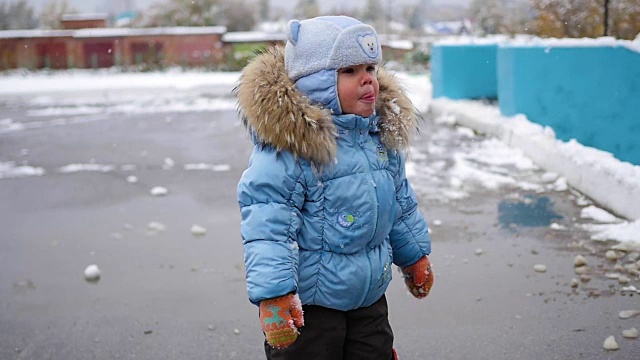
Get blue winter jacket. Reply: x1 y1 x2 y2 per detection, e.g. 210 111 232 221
235 47 431 311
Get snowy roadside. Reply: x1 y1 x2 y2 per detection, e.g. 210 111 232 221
429 98 640 244
0 68 240 96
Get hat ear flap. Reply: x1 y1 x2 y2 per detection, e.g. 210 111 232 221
287 20 301 45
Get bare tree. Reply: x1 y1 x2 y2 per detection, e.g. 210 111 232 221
468 0 533 35
531 0 603 38
409 0 430 30
608 0 640 39
259 0 270 21
225 0 257 31
468 0 505 34
362 0 383 25
294 0 319 19
0 0 38 30
145 0 224 27
40 0 75 29
529 0 640 39
0 2 7 29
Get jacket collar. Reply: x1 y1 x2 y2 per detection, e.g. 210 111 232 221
333 113 378 132
235 46 420 166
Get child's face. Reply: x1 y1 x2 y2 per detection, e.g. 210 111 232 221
337 64 379 117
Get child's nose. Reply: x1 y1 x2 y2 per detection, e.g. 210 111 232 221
361 73 373 85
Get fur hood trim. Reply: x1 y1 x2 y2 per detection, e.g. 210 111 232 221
235 46 419 165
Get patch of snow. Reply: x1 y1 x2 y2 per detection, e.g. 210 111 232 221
191 225 207 236
0 118 25 133
184 163 231 172
162 158 175 170
434 35 509 46
581 221 640 243
580 205 622 223
74 26 226 38
222 31 286 43
435 34 640 53
62 13 108 21
147 221 167 232
0 69 240 96
24 97 236 117
0 161 45 179
83 264 101 282
395 73 431 114
503 35 640 55
150 186 168 196
58 164 114 173
533 264 547 273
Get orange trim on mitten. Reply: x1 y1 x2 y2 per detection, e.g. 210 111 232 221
259 293 304 349
400 256 434 299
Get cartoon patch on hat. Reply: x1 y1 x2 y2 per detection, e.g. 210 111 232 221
357 33 379 59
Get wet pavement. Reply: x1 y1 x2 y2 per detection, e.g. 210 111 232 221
0 94 638 359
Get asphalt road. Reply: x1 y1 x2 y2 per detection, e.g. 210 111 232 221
0 99 638 359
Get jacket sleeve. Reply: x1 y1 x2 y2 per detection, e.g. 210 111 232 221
389 151 431 268
237 146 306 305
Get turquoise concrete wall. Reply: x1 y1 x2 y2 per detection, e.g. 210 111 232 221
431 44 498 99
498 45 640 165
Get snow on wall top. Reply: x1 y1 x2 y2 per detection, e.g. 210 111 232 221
0 26 227 39
0 29 76 39
502 35 640 54
62 13 109 21
221 31 286 43
73 26 227 38
433 35 509 46
434 35 640 54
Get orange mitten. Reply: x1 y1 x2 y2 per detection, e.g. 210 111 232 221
259 293 304 349
400 256 434 299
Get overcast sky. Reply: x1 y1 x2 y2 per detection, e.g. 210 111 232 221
22 0 471 14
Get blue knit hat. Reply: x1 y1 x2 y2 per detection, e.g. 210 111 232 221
285 16 382 114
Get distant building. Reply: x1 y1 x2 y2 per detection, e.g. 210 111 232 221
379 35 414 63
0 25 227 70
61 13 109 30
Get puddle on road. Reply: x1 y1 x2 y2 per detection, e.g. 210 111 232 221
498 195 562 227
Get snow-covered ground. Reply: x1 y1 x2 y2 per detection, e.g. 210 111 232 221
0 68 638 245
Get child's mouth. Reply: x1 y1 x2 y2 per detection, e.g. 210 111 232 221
360 92 376 103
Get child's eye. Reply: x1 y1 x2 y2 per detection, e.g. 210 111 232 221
367 65 376 73
341 68 355 74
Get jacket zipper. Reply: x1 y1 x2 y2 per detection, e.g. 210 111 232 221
356 128 378 307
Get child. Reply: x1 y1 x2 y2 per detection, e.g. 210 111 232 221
236 16 433 360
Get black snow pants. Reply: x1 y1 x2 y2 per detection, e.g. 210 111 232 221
264 295 395 360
